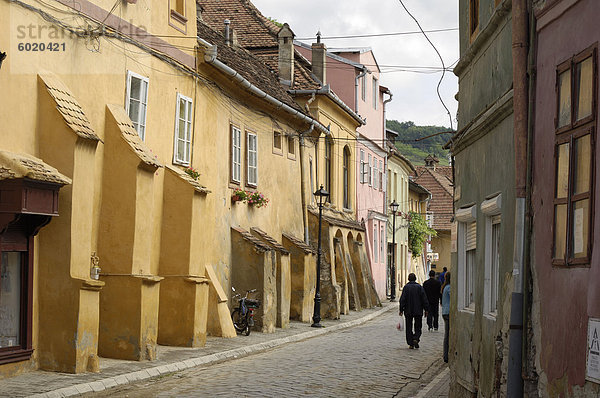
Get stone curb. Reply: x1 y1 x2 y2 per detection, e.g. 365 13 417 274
28 303 394 398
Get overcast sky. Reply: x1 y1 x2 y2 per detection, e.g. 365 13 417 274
252 0 459 129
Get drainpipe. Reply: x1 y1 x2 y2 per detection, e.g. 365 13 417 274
522 3 537 389
299 124 315 244
507 0 529 396
355 67 367 113
382 89 393 218
200 41 330 136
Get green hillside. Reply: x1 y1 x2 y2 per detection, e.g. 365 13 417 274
386 120 454 166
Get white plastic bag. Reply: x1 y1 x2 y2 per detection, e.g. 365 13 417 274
396 318 404 331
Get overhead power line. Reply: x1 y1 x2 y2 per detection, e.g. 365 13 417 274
296 28 458 41
397 0 454 131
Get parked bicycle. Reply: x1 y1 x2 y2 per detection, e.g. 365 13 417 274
231 287 260 336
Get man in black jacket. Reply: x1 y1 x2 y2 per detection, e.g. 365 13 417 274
399 273 429 349
423 270 442 331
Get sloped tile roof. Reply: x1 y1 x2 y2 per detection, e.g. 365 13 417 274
197 22 304 112
106 104 163 169
198 0 279 49
198 0 322 91
166 166 211 194
232 226 272 252
308 207 365 231
414 166 454 231
0 150 71 185
282 232 316 254
250 227 290 254
38 72 100 141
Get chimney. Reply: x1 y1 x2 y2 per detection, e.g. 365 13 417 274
278 23 295 87
312 31 326 85
224 19 231 46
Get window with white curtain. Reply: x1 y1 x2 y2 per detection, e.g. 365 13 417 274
173 93 193 165
247 132 258 186
126 71 149 140
231 125 241 184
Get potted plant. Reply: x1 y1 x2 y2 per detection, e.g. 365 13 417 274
232 189 247 203
246 191 269 208
184 166 200 180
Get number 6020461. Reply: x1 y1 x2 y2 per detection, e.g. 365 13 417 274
18 42 66 52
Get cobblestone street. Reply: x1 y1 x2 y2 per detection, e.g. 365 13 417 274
86 310 448 398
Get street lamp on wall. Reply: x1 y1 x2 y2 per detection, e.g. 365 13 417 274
312 184 329 328
390 200 399 301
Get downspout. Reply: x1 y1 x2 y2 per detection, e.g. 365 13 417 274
383 89 393 220
355 67 367 113
200 42 330 136
507 0 529 396
299 124 315 244
522 3 536 388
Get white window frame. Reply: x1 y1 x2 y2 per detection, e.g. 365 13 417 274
125 71 149 140
231 125 242 184
380 225 384 261
360 150 365 184
456 205 477 312
361 75 367 101
374 225 378 263
482 194 502 318
373 158 378 189
372 76 378 110
379 160 384 191
368 154 372 186
247 132 258 187
173 93 193 166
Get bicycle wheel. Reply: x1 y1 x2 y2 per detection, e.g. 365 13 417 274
244 323 251 336
231 309 247 333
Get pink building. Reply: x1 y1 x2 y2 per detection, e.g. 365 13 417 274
296 43 391 299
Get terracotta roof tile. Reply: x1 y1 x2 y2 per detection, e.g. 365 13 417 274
166 166 211 194
0 150 71 185
197 22 304 112
232 226 273 252
413 166 454 231
250 227 290 254
308 207 365 231
198 0 322 91
106 104 163 169
282 232 316 254
199 0 279 49
38 72 100 141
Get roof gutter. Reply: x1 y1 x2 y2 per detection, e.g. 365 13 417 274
199 40 330 136
288 86 365 126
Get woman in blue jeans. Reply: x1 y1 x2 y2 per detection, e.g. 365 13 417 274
441 271 451 363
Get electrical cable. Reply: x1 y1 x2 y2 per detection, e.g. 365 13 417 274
397 0 454 130
296 27 458 41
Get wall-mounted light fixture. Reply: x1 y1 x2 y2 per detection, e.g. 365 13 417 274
0 52 7 70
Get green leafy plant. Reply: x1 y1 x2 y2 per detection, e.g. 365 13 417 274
406 211 436 256
232 189 269 208
184 166 200 180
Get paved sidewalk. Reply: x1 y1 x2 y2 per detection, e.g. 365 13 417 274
0 302 395 398
417 366 450 397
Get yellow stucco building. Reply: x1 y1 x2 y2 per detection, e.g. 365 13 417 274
0 0 380 379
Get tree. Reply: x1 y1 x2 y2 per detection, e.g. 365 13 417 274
407 211 436 257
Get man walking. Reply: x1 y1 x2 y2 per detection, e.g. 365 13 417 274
423 270 442 331
399 273 429 349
